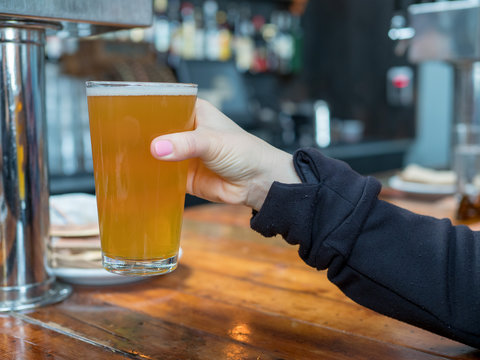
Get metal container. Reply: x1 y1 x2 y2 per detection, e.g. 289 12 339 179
0 20 71 310
408 0 480 63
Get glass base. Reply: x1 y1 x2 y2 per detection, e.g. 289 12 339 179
102 254 178 276
0 278 72 312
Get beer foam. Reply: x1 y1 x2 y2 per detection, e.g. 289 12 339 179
86 82 197 97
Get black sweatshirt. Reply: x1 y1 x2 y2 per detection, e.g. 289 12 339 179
250 148 480 349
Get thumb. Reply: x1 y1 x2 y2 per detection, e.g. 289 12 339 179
150 130 208 161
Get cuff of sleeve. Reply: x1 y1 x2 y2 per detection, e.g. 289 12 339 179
251 181 320 245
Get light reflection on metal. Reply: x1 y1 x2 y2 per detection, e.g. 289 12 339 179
388 27 415 41
314 100 330 148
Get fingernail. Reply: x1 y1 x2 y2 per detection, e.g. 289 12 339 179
154 140 173 157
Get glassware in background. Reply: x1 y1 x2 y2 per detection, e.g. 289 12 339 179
46 59 92 179
454 123 480 220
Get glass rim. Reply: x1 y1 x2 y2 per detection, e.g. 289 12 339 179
85 81 197 88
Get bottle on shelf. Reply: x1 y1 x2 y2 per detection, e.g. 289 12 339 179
204 0 220 60
180 2 196 59
234 7 255 72
153 0 171 53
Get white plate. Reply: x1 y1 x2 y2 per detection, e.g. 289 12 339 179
51 267 147 286
388 175 456 195
52 248 183 286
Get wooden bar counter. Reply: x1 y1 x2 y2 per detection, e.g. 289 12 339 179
1 195 480 359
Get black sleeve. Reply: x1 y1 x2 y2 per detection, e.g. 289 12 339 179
250 147 480 349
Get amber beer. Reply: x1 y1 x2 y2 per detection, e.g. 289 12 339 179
86 82 197 276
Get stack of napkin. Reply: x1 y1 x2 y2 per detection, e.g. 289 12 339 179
48 193 102 269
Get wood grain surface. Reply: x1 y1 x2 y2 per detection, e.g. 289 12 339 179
3 198 480 359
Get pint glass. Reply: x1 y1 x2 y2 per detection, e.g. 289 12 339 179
86 81 197 276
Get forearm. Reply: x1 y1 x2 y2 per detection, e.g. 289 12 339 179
332 200 480 348
251 148 480 348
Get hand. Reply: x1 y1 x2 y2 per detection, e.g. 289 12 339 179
150 99 301 211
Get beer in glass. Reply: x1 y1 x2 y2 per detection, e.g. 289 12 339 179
86 81 197 276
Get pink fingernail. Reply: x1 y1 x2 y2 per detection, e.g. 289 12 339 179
154 140 173 157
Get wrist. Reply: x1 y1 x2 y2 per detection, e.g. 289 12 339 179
246 151 301 211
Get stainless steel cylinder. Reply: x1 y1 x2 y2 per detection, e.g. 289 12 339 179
450 61 480 210
453 62 480 127
0 20 71 311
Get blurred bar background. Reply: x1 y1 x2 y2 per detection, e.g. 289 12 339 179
46 0 457 204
